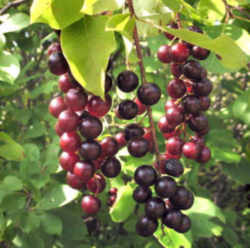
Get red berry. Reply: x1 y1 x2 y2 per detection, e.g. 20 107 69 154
60 132 81 152
197 146 211 163
58 109 79 132
49 96 67 118
192 46 210 60
109 188 118 195
58 73 77 93
73 161 95 183
135 98 147 115
81 195 101 215
171 43 190 63
87 95 112 118
59 151 79 172
166 107 184 128
66 172 84 189
165 152 181 160
163 130 180 140
47 42 61 56
65 88 88 111
100 137 119 157
165 99 177 111
166 137 183 155
165 22 178 40
115 132 127 148
170 63 183 78
182 142 200 160
87 174 106 194
157 45 172 63
55 121 64 136
158 116 174 133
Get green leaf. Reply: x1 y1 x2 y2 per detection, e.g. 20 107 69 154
185 197 225 223
206 129 241 163
188 213 223 240
0 13 30 33
20 212 41 233
223 159 250 185
30 0 84 30
155 26 248 70
81 0 125 15
40 213 63 235
160 0 181 12
222 226 239 246
0 176 23 204
1 193 26 213
37 184 79 210
0 34 6 51
106 14 135 40
61 16 116 98
198 0 226 22
0 51 20 84
110 183 136 222
154 227 192 248
24 121 47 140
232 89 250 125
52 205 87 240
23 144 40 162
0 132 24 161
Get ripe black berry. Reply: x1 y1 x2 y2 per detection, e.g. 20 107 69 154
124 124 144 141
105 75 113 93
145 197 166 219
48 52 68 76
193 78 213 96
136 216 158 237
134 165 157 187
80 140 102 160
118 100 138 120
183 95 200 114
79 115 103 140
183 60 204 82
171 186 194 210
164 159 184 177
137 83 161 106
175 214 191 233
133 186 152 203
117 70 139 92
189 114 209 132
101 157 121 178
155 176 177 198
128 138 149 157
162 210 182 228
167 79 186 99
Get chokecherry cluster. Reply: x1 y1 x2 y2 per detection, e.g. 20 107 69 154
157 24 212 166
47 42 123 216
107 187 118 206
115 70 161 157
134 161 193 237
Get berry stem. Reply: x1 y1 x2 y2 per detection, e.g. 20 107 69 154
175 13 182 29
127 0 160 163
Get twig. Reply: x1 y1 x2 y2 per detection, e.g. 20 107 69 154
222 0 234 23
0 0 27 15
127 0 161 163
175 13 182 29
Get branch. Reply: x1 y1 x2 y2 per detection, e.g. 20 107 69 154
0 0 27 15
127 0 161 163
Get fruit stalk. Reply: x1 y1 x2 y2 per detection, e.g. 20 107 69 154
127 0 161 163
